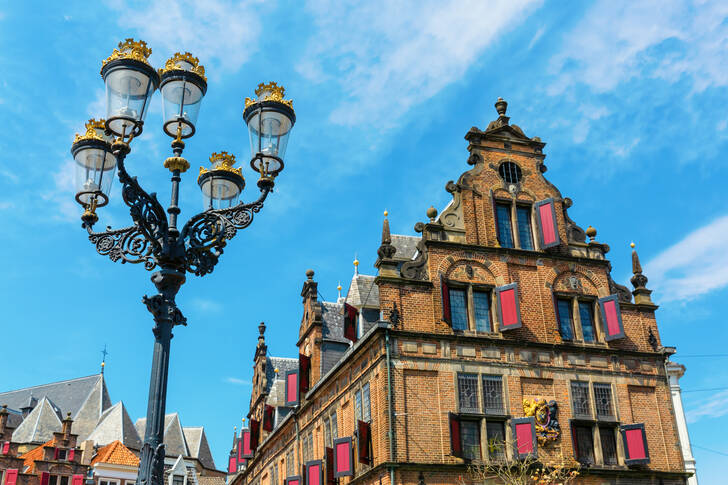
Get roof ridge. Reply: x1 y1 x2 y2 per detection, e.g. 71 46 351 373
0 374 102 395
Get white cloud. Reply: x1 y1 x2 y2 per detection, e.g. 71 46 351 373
528 26 546 50
686 389 728 423
297 0 542 127
225 377 251 386
548 0 728 95
646 215 728 302
110 0 265 75
190 297 223 313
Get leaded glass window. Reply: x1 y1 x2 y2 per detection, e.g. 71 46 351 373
286 449 294 476
458 373 479 413
482 375 504 414
571 381 591 417
324 417 331 448
574 425 595 465
594 383 614 419
460 420 481 461
578 301 596 342
473 291 491 332
449 288 468 331
599 426 618 465
355 389 362 422
557 299 574 340
486 421 506 461
331 411 338 440
516 206 534 250
496 203 514 248
362 382 371 422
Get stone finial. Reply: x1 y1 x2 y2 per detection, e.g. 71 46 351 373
426 206 437 222
378 211 396 260
62 412 73 440
305 269 314 280
629 243 653 304
586 226 597 242
258 321 266 336
495 97 508 117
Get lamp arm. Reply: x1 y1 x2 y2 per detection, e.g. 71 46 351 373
85 224 157 270
113 143 169 255
179 185 272 276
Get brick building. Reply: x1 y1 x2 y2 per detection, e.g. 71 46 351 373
228 99 693 485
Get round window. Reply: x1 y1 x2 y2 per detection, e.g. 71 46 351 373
498 161 522 184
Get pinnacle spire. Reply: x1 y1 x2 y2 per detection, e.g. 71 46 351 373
377 210 396 260
629 243 653 304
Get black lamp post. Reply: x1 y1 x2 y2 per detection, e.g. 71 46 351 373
71 39 296 485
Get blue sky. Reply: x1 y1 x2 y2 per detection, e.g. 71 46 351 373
1 0 727 481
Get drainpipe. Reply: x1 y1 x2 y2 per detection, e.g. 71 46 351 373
385 328 395 485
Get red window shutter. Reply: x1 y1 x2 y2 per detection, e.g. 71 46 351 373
344 304 358 342
357 420 371 464
333 437 353 477
263 404 275 432
535 198 560 249
2 441 9 454
53 447 59 459
570 422 580 459
241 429 253 458
68 448 75 461
72 474 84 485
285 370 300 406
598 295 625 341
620 424 650 465
228 456 237 473
286 477 301 485
39 472 49 485
6 470 18 485
441 277 451 325
325 447 335 485
511 417 537 459
250 419 261 450
306 460 322 485
299 354 311 393
448 412 462 457
495 283 522 330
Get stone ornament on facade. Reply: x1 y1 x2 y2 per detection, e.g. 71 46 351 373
523 398 561 445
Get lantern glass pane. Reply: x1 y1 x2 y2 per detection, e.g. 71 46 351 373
161 78 203 136
200 175 242 210
74 146 116 204
246 108 292 160
105 66 155 134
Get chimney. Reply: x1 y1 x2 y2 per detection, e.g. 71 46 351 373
80 440 96 465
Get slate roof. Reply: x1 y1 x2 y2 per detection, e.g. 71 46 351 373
197 476 226 485
264 357 298 394
346 274 379 308
86 402 142 449
0 375 110 426
320 301 348 343
391 234 419 261
91 440 140 467
136 413 188 457
12 397 62 444
21 438 55 472
182 427 215 470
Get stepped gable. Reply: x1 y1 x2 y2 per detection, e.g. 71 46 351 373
91 439 140 466
20 438 56 472
86 401 142 449
182 427 216 470
0 375 109 425
12 396 63 444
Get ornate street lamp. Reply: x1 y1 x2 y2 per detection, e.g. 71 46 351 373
71 39 295 485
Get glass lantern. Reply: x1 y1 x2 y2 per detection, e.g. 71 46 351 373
100 39 160 137
243 82 296 179
198 152 245 210
71 119 116 208
160 52 207 139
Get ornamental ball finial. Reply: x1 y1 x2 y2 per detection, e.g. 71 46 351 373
274 368 279 374
586 225 597 241
305 269 314 279
495 97 508 117
337 284 342 291
630 242 635 248
353 258 359 267
426 206 437 221
384 209 388 217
